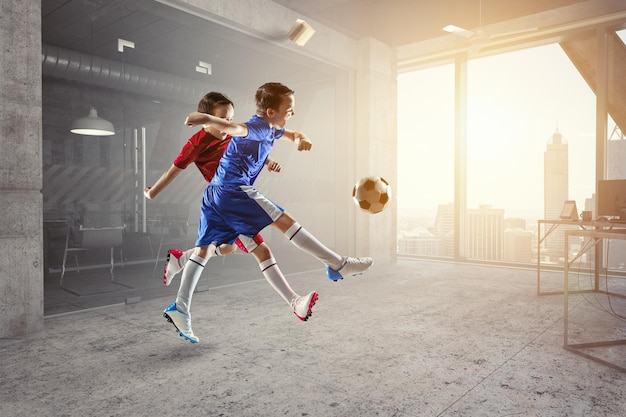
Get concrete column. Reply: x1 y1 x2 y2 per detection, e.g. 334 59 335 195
355 38 398 265
0 1 44 336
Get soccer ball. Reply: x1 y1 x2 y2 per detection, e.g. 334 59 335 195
352 176 391 214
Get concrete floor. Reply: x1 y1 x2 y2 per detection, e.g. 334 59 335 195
1 259 625 416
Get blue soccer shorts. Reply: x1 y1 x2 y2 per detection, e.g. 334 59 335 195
196 185 283 249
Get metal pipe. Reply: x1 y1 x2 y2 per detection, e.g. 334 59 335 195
42 43 210 103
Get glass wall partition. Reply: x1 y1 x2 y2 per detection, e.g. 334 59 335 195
42 0 341 315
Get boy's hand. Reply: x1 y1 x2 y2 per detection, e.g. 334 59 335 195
267 160 281 172
265 158 282 173
143 186 153 200
296 136 312 151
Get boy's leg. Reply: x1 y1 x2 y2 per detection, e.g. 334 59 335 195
163 243 238 286
280 218 373 281
163 246 213 344
257 258 297 304
175 250 211 313
250 242 317 321
283 221 343 268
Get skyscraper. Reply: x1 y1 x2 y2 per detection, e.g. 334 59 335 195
467 205 504 260
544 129 569 220
544 129 570 256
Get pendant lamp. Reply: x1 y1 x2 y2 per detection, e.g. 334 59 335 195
70 107 115 136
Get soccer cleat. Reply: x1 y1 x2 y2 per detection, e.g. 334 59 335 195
291 291 318 321
163 302 199 344
326 257 373 281
164 249 184 286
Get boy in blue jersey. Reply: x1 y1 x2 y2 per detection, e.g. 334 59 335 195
164 82 372 344
144 92 276 287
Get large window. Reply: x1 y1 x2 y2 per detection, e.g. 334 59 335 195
465 44 595 263
398 38 624 267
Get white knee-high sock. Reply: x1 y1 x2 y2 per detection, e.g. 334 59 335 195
285 222 343 270
176 253 210 314
259 258 298 305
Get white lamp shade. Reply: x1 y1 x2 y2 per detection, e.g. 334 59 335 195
70 107 115 136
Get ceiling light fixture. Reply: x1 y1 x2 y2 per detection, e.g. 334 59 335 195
287 19 315 46
443 24 474 38
70 17 115 137
70 107 115 136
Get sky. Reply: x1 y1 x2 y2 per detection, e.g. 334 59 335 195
397 33 625 217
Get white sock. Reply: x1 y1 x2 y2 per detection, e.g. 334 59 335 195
285 222 343 270
259 258 298 305
176 253 210 314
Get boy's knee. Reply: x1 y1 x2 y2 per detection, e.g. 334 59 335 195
251 243 272 262
218 244 237 256
273 212 296 233
195 244 216 259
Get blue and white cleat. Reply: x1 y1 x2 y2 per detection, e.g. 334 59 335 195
326 257 373 281
163 302 199 344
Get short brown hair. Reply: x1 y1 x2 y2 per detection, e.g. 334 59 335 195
197 92 234 114
255 82 294 115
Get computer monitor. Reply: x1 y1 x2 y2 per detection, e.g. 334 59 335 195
597 179 626 220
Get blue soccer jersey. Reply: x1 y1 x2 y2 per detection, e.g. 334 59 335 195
211 115 285 186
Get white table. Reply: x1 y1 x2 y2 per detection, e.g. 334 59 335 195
536 219 624 295
563 228 626 372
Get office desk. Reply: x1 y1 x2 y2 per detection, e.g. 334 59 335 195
563 228 626 372
536 219 623 295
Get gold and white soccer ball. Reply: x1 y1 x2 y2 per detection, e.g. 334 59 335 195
352 176 391 214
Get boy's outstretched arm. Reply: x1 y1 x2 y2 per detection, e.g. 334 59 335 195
283 129 312 151
185 112 248 137
144 164 183 199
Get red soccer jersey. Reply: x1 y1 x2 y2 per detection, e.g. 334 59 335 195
173 129 231 182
